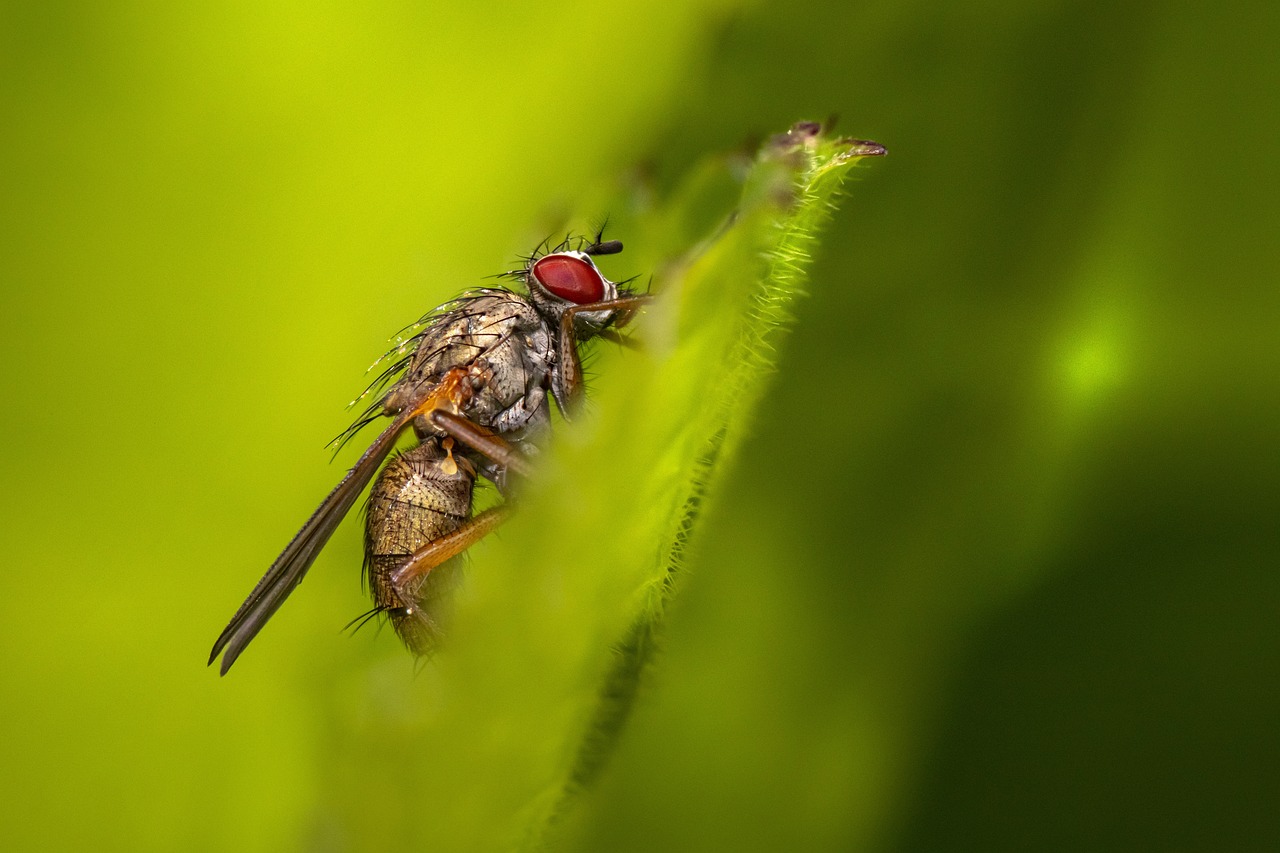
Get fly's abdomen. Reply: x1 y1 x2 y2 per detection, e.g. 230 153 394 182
364 438 474 655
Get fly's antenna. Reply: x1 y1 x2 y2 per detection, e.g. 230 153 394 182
584 238 623 256
583 216 623 256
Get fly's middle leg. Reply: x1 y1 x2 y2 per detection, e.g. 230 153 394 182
429 409 534 478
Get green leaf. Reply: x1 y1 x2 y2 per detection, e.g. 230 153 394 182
317 124 885 851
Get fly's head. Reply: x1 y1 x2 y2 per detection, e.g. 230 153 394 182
521 236 632 339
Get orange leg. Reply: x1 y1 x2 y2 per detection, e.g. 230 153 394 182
390 505 514 601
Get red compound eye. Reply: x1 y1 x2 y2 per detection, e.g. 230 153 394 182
531 253 605 304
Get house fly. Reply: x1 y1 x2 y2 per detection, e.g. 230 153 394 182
209 234 648 674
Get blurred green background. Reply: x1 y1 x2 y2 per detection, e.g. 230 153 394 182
2 1 1277 850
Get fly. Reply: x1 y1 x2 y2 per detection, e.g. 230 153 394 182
209 233 647 674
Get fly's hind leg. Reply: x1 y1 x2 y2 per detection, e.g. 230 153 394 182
389 504 514 608
366 437 479 654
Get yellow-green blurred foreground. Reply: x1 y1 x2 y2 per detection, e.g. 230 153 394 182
2 1 1277 850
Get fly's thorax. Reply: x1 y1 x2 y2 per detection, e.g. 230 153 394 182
380 292 555 437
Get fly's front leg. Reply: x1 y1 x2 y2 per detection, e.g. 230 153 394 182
556 294 653 411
